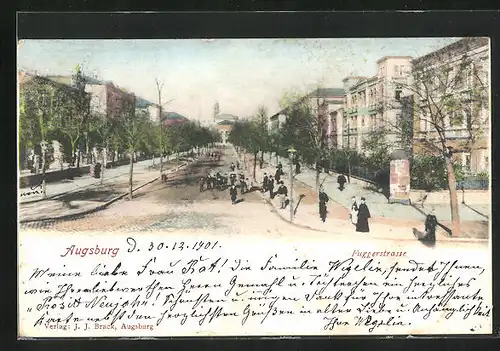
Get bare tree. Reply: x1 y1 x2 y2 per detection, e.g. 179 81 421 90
400 38 489 236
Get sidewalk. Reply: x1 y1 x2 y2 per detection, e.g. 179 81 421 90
18 155 195 222
238 150 488 242
18 152 189 204
263 152 489 222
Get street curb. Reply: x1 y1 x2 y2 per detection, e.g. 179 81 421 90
18 160 193 224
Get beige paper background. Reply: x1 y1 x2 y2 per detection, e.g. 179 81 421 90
18 229 492 337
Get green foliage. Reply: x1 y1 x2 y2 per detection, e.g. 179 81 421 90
410 153 448 191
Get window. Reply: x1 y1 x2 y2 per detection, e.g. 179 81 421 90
394 65 400 75
395 86 402 101
450 111 464 127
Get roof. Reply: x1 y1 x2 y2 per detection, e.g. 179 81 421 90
45 75 105 86
307 88 345 98
135 96 155 108
163 112 188 121
413 37 489 66
217 120 235 126
376 56 413 64
342 76 367 82
215 113 239 121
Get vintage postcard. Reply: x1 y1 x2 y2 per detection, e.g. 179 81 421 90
17 37 492 337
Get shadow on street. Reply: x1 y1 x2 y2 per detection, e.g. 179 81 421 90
463 203 489 219
410 204 452 236
412 227 436 248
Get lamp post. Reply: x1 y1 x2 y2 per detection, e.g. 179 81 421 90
288 146 296 222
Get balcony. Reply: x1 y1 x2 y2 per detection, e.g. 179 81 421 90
444 129 469 139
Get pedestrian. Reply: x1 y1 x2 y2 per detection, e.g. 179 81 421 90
206 174 212 190
337 173 347 191
230 162 235 172
262 173 269 193
230 172 236 186
356 197 371 233
199 176 205 192
275 167 283 183
278 181 288 209
350 196 358 225
319 186 329 222
230 184 238 204
237 160 240 169
295 161 301 175
268 175 275 199
240 178 247 195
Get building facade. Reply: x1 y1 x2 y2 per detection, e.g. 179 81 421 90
269 87 344 147
337 56 413 154
411 37 490 174
85 82 136 119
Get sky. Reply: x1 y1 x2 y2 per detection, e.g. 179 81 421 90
18 38 460 121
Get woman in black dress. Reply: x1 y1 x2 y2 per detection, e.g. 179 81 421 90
356 197 371 232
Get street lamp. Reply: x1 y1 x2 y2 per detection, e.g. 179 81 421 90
288 146 296 222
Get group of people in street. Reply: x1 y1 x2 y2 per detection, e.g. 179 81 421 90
261 162 286 202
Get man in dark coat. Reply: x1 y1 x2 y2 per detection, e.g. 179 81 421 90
356 197 371 232
262 173 269 193
337 174 347 191
230 162 235 172
230 172 236 186
318 186 329 222
278 181 288 209
229 185 238 204
199 176 205 192
240 177 247 195
275 167 283 183
268 175 275 199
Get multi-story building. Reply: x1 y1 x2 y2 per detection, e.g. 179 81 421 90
45 75 136 119
411 37 490 174
135 97 161 123
337 56 413 154
269 88 344 147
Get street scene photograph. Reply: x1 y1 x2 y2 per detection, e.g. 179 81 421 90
17 37 490 250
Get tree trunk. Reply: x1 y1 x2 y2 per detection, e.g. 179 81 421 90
70 141 76 166
128 151 134 200
445 157 461 236
41 144 47 198
260 150 264 169
101 147 106 185
160 153 163 176
347 155 352 183
253 151 258 180
315 160 321 192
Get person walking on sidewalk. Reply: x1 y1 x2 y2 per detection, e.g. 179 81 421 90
350 196 358 225
230 162 235 172
268 175 275 199
278 181 288 209
240 177 247 195
337 173 347 191
356 197 371 233
199 176 205 192
229 184 238 204
275 166 284 183
319 186 329 223
262 173 269 193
